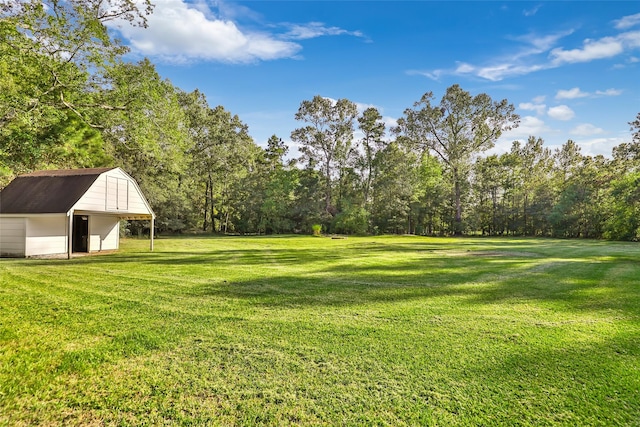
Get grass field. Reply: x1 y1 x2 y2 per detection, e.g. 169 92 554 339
1 235 639 426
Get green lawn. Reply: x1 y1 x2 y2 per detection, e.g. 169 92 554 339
1 235 639 426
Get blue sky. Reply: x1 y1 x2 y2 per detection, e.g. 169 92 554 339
109 1 640 158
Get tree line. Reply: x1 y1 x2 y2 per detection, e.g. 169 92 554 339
2 1 640 240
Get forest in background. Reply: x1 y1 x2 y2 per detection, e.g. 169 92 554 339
2 1 640 240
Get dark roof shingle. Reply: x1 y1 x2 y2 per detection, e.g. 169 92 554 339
0 168 115 214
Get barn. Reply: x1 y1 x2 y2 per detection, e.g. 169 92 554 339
0 167 154 258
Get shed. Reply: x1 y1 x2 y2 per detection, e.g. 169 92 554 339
0 167 154 258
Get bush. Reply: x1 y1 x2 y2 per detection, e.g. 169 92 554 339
333 206 370 235
312 224 322 236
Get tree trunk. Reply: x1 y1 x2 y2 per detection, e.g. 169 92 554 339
523 194 529 236
325 161 332 214
337 167 344 212
364 151 373 207
209 175 215 232
203 178 210 231
491 188 497 235
454 177 463 235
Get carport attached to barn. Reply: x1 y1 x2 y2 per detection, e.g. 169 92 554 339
0 167 154 258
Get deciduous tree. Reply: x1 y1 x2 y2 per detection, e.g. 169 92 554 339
291 96 358 216
356 107 387 207
0 0 152 177
394 84 519 234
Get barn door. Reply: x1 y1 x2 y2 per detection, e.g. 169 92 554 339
72 215 89 253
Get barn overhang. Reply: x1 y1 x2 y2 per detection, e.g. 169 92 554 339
65 209 155 259
0 167 155 259
71 209 154 221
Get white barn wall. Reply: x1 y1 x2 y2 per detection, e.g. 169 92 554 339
89 215 120 251
0 217 26 257
25 215 67 257
75 174 108 211
75 169 150 215
1 167 153 258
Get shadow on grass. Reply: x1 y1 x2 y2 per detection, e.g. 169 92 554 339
184 255 640 318
2 237 639 425
8 237 640 317
436 330 640 425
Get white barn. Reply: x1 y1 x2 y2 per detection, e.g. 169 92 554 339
0 167 154 258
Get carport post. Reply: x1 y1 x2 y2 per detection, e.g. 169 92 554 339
67 211 73 260
150 215 154 252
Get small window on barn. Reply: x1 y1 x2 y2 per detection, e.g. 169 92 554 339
106 176 129 211
118 178 128 210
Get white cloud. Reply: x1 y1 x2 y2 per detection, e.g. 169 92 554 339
109 0 362 63
532 95 546 104
448 60 544 81
519 102 546 115
550 37 624 64
512 30 575 55
354 101 380 114
550 30 640 65
111 0 300 63
214 1 262 22
505 115 550 137
548 105 575 121
614 13 640 30
407 69 443 81
555 87 622 100
284 22 364 40
523 4 542 17
475 63 546 81
484 32 574 80
417 30 572 82
620 31 640 48
595 88 623 96
455 62 475 73
577 137 627 157
556 87 589 100
493 115 552 153
571 123 604 136
383 116 398 130
421 17 640 82
465 31 576 81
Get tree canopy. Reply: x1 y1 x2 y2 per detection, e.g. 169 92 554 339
1 3 639 240
394 84 520 234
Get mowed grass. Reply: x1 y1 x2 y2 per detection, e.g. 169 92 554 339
0 235 639 426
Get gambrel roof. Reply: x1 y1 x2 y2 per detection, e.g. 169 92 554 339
0 168 115 214
0 167 153 220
